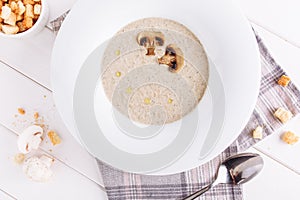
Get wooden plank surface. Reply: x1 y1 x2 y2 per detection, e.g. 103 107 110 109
0 189 16 200
0 28 54 89
252 23 300 174
0 0 300 199
238 0 300 47
47 0 76 21
244 148 300 200
0 125 107 200
0 61 103 186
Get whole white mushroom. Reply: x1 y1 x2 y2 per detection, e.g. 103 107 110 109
17 125 43 154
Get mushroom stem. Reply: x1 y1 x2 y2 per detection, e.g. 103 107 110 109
146 47 155 56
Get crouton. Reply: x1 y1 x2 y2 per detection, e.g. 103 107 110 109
277 75 291 87
282 131 299 145
274 107 293 123
4 12 16 26
1 5 12 20
33 3 40 15
1 24 19 34
253 126 263 139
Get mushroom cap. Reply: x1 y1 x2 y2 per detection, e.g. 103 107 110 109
137 31 165 47
17 125 43 154
158 44 184 72
23 155 53 182
166 44 184 72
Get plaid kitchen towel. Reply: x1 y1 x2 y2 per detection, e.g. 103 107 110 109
51 14 300 200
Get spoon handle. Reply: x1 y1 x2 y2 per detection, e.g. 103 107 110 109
182 184 212 200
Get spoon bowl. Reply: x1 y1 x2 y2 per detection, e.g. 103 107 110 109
183 153 264 200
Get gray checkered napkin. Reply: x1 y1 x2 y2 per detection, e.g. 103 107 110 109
51 14 300 200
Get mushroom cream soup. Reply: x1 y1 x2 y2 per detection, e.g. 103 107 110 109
101 18 209 125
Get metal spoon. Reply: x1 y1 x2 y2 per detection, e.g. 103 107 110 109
182 153 264 200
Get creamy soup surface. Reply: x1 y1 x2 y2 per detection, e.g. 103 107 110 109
101 18 209 125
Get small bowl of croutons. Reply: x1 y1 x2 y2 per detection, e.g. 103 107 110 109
0 0 49 38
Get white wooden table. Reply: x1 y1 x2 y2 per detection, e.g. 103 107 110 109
0 0 299 199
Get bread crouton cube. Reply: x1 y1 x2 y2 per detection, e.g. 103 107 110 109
22 16 33 28
24 4 34 18
1 5 12 20
17 21 26 32
1 24 19 34
18 107 26 115
277 75 291 87
17 1 26 15
282 131 299 145
47 131 62 146
274 107 293 123
4 12 16 26
252 126 263 139
33 3 40 15
9 1 18 12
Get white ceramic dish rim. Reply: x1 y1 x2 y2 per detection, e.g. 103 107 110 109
51 0 261 175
